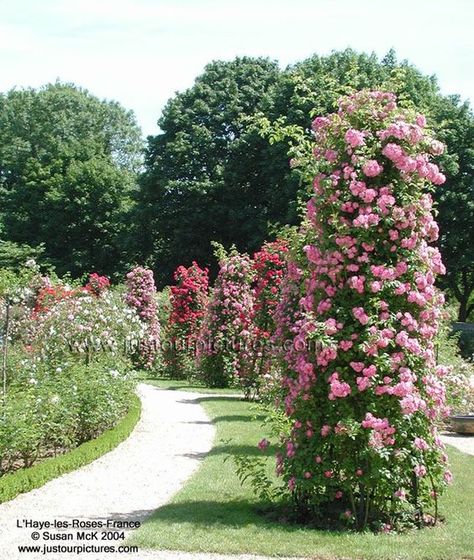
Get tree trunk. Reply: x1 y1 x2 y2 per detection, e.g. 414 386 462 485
455 270 474 322
458 298 469 322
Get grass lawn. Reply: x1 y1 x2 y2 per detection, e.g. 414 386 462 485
142 376 242 395
130 391 474 559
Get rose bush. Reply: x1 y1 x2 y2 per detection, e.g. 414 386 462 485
268 91 451 531
0 268 139 475
162 262 209 379
85 273 110 296
31 288 145 364
240 240 288 397
436 308 474 415
197 249 254 388
125 266 160 369
0 354 134 473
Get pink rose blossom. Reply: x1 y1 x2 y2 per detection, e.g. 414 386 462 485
362 159 383 177
414 464 427 478
345 128 365 148
443 470 453 484
321 425 331 437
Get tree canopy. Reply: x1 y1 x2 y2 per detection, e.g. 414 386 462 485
0 82 143 278
132 57 288 282
0 52 473 321
134 51 467 282
430 95 474 320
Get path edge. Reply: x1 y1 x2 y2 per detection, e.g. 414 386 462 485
0 392 142 504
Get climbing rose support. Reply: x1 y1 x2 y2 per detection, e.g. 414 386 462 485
272 90 451 530
125 266 160 369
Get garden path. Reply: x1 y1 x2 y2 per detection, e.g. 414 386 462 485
0 383 216 559
441 432 474 455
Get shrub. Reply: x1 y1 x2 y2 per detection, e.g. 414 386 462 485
436 308 474 415
197 249 254 388
252 240 288 333
85 273 110 296
245 240 289 395
0 354 134 474
163 262 209 379
30 288 145 365
0 394 141 503
268 91 451 531
125 266 160 369
0 265 139 477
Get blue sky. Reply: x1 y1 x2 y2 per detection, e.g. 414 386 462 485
0 0 472 136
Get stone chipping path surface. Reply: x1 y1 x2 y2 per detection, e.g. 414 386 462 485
441 432 474 455
0 384 218 560
0 383 472 560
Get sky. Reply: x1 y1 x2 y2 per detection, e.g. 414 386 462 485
0 0 472 137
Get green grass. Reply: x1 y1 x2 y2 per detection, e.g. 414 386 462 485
143 376 242 395
130 394 474 559
0 393 141 504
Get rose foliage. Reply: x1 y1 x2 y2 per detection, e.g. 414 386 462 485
163 262 209 378
270 91 451 530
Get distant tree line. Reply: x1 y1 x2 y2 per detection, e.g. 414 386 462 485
0 49 473 320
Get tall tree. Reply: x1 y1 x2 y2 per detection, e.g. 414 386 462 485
134 57 288 284
136 51 444 285
0 82 143 278
137 49 474 320
430 96 474 321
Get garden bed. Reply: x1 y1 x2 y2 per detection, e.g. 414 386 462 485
0 393 141 504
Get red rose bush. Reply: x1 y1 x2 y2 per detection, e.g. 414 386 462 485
163 262 209 378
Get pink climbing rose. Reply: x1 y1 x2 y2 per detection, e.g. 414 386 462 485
362 159 383 177
345 128 365 148
269 90 450 531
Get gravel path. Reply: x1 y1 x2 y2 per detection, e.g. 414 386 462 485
441 432 474 455
0 383 216 560
132 553 302 560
